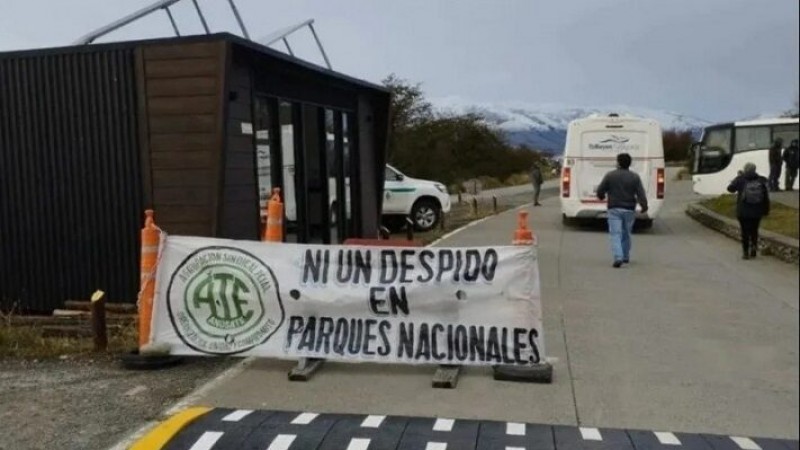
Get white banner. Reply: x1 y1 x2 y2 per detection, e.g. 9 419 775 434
150 236 545 367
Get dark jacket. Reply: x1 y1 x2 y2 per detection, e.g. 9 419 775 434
531 166 543 185
596 168 648 211
783 144 800 170
769 144 783 166
727 172 770 219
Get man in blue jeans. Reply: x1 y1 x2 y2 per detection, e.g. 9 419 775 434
596 153 649 268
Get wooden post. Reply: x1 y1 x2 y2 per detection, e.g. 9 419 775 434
493 195 498 214
91 290 107 352
471 197 478 217
405 217 414 241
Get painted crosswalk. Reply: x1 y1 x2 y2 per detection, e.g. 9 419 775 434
156 408 799 450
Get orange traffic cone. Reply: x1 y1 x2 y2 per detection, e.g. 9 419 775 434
513 210 537 246
263 188 284 242
139 210 159 348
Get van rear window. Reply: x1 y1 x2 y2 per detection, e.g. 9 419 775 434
580 131 648 157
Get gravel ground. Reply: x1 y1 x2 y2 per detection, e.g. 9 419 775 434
0 356 233 450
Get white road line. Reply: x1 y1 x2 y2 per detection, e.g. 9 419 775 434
361 415 386 428
188 431 224 450
730 436 762 450
506 422 526 436
579 427 603 441
346 437 372 450
433 418 455 432
291 412 319 425
123 385 148 397
425 443 447 450
222 409 253 422
506 447 526 450
267 434 297 450
654 431 681 446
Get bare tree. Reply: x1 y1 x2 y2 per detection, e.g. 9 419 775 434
783 92 799 118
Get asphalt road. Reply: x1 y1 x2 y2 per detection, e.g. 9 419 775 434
141 175 798 444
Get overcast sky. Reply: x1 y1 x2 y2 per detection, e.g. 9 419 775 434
1 0 798 121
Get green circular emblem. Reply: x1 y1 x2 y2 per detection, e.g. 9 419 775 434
167 246 284 355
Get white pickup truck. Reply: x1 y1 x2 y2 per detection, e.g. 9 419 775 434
381 164 451 231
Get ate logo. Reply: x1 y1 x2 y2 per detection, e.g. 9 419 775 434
168 246 284 355
190 271 256 334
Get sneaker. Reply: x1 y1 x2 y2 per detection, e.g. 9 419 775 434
750 248 757 258
613 261 623 268
622 259 630 264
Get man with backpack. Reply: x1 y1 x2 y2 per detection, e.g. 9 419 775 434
782 139 799 191
727 162 770 260
768 138 784 191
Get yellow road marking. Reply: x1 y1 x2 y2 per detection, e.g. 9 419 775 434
129 406 211 450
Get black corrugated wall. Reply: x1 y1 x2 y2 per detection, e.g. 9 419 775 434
0 48 142 312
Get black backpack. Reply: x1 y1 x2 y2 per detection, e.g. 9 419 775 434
742 179 766 205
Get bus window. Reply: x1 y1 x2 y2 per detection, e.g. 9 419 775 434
735 126 771 153
774 124 800 147
695 127 732 174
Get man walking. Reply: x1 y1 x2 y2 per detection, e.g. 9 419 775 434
768 138 784 191
782 139 799 191
531 164 544 206
596 153 648 268
727 163 770 259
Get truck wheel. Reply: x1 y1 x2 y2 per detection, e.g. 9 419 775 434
411 199 441 232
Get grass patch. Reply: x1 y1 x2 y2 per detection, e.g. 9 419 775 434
701 194 799 239
389 197 516 246
0 314 138 359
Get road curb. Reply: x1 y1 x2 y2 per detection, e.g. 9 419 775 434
128 406 212 450
685 202 799 264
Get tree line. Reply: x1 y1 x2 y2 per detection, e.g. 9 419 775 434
383 75 549 191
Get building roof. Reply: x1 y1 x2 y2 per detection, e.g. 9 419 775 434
0 32 389 94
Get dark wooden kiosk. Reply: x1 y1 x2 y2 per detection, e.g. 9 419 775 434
0 33 390 313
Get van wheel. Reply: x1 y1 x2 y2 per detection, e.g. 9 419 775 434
562 214 578 227
635 219 653 231
411 199 441 232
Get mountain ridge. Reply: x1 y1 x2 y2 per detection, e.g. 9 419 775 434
430 96 711 154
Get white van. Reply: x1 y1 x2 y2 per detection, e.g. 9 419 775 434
560 113 665 228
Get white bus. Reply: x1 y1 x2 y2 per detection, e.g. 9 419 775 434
691 117 799 195
560 113 665 228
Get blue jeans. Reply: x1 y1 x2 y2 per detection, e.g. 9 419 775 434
607 208 636 262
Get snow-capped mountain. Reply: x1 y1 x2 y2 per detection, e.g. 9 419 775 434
430 96 711 154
